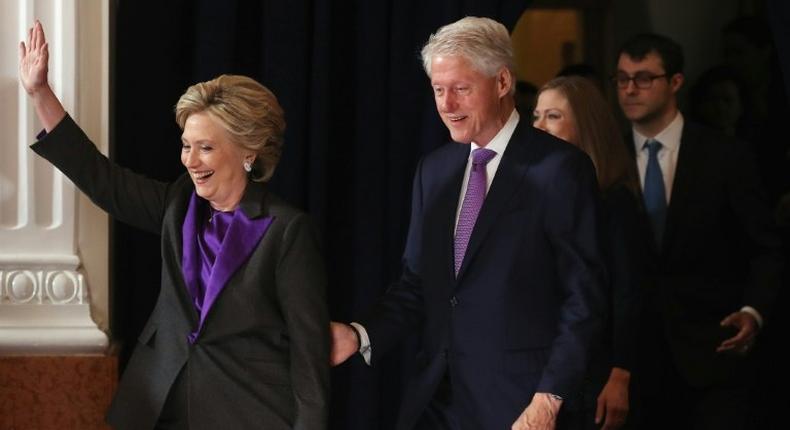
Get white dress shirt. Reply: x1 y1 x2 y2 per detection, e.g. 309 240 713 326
632 111 683 205
454 109 520 234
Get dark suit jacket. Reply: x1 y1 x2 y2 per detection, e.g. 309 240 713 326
627 121 784 388
584 185 644 403
31 115 330 430
362 120 608 429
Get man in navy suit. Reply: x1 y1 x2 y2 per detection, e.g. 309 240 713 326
614 33 784 429
332 16 607 430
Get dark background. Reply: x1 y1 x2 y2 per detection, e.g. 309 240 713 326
110 1 789 428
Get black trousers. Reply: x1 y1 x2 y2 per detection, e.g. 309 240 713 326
631 341 751 430
414 370 460 430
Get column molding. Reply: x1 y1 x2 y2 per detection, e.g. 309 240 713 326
1 0 110 355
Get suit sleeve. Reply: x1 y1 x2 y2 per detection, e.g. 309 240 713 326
537 151 608 398
725 141 784 320
276 213 330 429
30 114 172 234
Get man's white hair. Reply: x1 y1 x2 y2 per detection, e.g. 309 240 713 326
421 16 515 87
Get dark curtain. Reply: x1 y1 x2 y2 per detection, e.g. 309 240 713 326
755 2 790 427
112 1 528 428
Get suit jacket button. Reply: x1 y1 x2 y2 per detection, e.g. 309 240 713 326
450 296 458 307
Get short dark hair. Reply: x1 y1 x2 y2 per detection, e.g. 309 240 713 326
617 33 684 77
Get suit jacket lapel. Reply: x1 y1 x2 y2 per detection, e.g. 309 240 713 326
456 123 529 280
167 180 200 325
198 207 273 335
662 124 699 257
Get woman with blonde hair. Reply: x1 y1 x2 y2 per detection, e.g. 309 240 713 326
534 75 643 430
20 21 329 430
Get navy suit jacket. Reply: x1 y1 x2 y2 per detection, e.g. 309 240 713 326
627 121 784 388
362 119 608 429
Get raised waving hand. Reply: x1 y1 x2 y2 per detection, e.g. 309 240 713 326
19 20 65 132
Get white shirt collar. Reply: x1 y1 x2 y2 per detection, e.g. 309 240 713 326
633 111 684 152
470 108 519 155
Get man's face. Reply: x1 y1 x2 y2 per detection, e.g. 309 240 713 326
430 55 509 146
616 51 680 125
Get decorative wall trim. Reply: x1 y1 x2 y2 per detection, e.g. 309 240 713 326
1 268 84 305
0 260 108 354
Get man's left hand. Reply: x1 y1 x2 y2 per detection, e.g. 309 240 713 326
511 392 562 430
716 311 758 355
595 367 630 429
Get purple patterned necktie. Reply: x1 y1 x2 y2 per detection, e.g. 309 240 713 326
454 147 497 275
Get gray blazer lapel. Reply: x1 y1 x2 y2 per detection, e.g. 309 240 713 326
163 176 200 324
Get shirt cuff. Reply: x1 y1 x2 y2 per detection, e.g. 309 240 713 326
350 322 372 365
740 306 763 328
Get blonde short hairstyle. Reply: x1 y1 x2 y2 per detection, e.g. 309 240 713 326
175 74 286 183
421 16 515 93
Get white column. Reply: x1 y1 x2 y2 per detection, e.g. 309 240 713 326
0 0 110 354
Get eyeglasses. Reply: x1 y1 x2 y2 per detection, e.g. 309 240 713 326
612 72 668 89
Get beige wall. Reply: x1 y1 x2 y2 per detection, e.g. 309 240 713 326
76 0 111 333
512 9 584 88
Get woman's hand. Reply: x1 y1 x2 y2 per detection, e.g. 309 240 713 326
19 20 50 96
18 20 65 132
329 322 359 366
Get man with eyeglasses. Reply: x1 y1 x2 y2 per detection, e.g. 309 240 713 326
614 33 783 429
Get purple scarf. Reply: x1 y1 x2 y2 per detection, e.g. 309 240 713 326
181 192 274 343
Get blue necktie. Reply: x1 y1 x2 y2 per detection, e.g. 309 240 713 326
643 139 667 246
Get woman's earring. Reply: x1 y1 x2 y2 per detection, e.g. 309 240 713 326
243 160 252 173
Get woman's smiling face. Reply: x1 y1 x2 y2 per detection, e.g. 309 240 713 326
180 111 253 210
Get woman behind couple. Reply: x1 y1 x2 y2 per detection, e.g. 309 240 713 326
534 75 644 430
20 21 329 430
